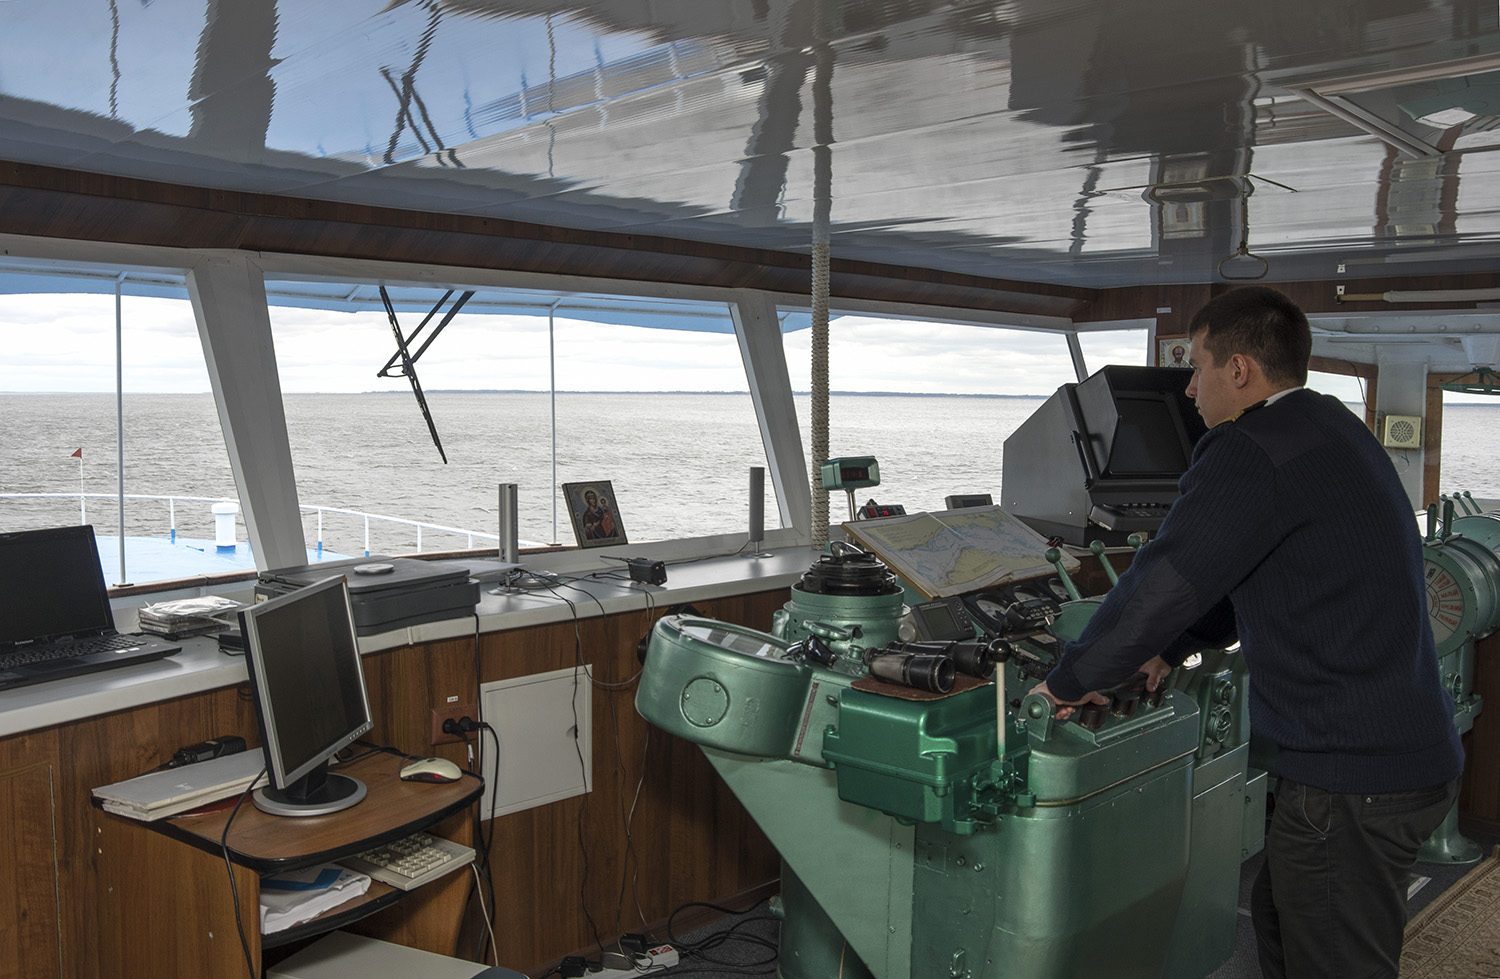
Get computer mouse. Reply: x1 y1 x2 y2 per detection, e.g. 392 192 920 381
399 757 462 783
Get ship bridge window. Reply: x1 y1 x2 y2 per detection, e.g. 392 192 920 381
0 283 242 588
778 310 1146 513
262 283 776 555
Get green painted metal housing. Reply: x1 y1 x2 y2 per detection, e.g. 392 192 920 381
636 601 1258 979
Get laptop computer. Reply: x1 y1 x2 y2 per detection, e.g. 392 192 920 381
0 525 181 692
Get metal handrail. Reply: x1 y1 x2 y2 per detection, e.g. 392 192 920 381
0 492 501 556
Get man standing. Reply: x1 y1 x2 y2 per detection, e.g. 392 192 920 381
1034 286 1462 978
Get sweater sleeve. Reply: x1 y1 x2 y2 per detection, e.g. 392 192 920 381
1045 426 1278 702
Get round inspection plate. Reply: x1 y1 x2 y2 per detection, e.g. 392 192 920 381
682 676 730 727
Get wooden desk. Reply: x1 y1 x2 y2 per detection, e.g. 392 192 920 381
93 749 483 977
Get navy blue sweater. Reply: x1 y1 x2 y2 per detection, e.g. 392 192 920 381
1046 389 1463 794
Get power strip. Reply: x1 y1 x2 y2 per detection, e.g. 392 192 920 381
587 944 679 979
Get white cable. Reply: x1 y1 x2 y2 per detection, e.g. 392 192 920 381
471 862 499 963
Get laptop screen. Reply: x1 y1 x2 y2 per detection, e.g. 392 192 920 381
0 526 115 647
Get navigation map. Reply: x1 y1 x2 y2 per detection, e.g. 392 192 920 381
844 506 1078 598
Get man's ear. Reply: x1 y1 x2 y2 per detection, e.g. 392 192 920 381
1230 353 1253 388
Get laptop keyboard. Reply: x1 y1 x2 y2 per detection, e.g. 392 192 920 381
0 633 149 668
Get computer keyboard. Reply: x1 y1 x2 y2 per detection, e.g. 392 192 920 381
339 832 475 891
0 633 150 667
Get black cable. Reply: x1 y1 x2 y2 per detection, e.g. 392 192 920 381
665 900 779 964
481 720 501 960
220 768 267 979
466 609 498 965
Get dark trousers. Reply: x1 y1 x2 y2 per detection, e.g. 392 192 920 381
1251 776 1459 979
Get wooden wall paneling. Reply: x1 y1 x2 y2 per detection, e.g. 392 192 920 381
53 684 257 979
1424 384 1446 507
464 590 785 970
363 637 481 765
0 163 1092 323
1462 630 1500 824
0 761 62 979
94 804 263 978
0 583 790 977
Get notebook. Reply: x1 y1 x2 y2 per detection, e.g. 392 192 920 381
0 525 181 692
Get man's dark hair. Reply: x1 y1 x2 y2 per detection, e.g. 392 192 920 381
1188 286 1311 388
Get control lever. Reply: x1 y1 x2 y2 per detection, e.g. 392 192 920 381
1044 548 1083 601
1089 540 1120 588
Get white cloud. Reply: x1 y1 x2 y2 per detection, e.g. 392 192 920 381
0 292 1379 402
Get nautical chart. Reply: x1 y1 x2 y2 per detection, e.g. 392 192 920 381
843 505 1079 599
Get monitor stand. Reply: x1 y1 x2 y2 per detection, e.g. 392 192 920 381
253 772 367 818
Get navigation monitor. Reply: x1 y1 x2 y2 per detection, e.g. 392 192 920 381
239 574 373 817
1073 366 1204 480
1001 365 1207 546
1107 396 1194 475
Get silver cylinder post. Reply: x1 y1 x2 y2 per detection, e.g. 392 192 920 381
748 466 770 558
498 483 520 564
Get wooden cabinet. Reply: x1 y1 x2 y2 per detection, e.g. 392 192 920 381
93 750 481 977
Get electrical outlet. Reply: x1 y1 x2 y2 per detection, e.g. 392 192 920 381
430 703 478 745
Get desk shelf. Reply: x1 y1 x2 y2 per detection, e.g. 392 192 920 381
94 748 483 977
260 881 404 950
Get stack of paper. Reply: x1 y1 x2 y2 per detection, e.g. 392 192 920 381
92 751 265 821
260 864 372 933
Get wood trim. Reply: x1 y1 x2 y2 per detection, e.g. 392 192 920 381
1462 631 1500 824
0 161 1089 319
1423 385 1445 508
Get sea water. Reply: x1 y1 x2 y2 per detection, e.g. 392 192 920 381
3 393 1499 556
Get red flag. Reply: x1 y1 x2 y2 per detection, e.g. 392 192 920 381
71 448 83 459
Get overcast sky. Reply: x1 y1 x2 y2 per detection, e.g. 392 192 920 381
0 292 1375 401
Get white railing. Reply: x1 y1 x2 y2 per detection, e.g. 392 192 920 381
0 493 504 557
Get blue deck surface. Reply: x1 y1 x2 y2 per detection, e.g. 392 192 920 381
95 536 349 586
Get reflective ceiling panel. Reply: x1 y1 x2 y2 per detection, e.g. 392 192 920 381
2 0 1500 287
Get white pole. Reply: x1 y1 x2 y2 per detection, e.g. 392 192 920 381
116 272 127 584
549 300 560 545
77 454 85 523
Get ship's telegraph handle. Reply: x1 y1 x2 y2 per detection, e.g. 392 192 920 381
1088 534 1149 589
1021 691 1060 741
1088 541 1119 588
1427 503 1440 543
1045 548 1083 601
1023 671 1164 742
1442 491 1482 517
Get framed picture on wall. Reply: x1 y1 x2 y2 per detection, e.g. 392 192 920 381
1159 338 1192 369
562 481 628 548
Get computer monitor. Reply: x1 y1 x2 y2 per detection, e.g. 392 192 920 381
239 574 374 817
1073 366 1203 479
